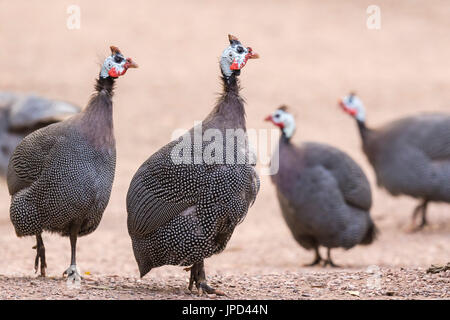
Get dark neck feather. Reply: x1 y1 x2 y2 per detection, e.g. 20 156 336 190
80 77 116 149
357 119 369 142
356 119 375 156
207 72 246 128
280 130 291 144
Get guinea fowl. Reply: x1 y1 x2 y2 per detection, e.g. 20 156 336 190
7 46 137 280
127 34 259 295
266 106 377 267
340 93 450 231
0 92 80 177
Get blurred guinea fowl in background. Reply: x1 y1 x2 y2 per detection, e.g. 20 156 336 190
7 46 137 281
340 93 450 231
127 34 260 295
266 106 377 267
0 93 80 176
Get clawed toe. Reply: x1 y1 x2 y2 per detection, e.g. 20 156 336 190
187 261 226 296
198 282 225 296
322 259 340 268
63 265 82 283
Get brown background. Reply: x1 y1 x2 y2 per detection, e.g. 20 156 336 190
0 0 448 299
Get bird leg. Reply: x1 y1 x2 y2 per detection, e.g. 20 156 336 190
32 234 47 277
63 226 82 283
408 200 429 232
322 248 339 268
304 247 322 266
185 261 225 296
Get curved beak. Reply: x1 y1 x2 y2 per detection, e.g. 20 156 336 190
125 58 139 69
230 47 260 71
246 47 260 59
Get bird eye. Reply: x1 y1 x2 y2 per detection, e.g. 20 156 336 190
236 46 244 54
114 55 124 63
274 114 280 118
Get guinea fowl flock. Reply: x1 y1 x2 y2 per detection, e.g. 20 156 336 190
1 36 449 295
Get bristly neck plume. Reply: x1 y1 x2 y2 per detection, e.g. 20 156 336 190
357 118 370 146
85 76 115 115
95 76 116 96
80 76 116 149
207 71 246 128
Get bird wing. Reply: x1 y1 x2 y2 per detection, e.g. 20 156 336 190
126 139 202 237
6 123 64 195
380 114 450 161
333 157 372 211
127 140 259 237
305 143 372 211
417 116 450 161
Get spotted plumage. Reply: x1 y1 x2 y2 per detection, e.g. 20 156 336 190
8 119 116 238
7 46 137 279
267 107 376 266
127 35 259 294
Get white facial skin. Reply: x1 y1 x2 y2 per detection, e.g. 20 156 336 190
270 109 296 138
100 53 128 79
341 94 366 122
220 42 251 77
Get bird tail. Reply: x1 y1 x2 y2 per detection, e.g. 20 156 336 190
360 219 378 245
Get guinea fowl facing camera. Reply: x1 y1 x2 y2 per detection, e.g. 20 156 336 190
340 93 450 231
7 46 137 281
266 106 377 267
126 34 259 295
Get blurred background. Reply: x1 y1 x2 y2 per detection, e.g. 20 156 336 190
0 0 448 283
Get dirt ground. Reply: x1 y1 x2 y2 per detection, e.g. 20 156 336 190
0 0 449 300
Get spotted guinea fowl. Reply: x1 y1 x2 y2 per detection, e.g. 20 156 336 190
0 92 80 177
7 46 137 280
127 34 259 295
340 93 450 231
266 106 376 267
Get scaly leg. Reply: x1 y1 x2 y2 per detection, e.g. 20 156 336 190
32 234 47 277
323 248 339 268
184 260 225 296
63 224 82 283
304 247 322 266
409 199 429 232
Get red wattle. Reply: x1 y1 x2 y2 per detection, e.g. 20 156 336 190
230 60 239 70
108 66 128 78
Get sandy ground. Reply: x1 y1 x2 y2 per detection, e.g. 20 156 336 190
0 0 449 300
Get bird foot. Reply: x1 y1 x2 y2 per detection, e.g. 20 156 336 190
405 221 427 233
63 265 82 284
303 257 322 267
187 263 226 296
322 259 340 268
32 244 47 277
194 281 226 296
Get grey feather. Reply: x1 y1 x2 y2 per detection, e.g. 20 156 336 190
360 113 450 202
271 139 376 254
